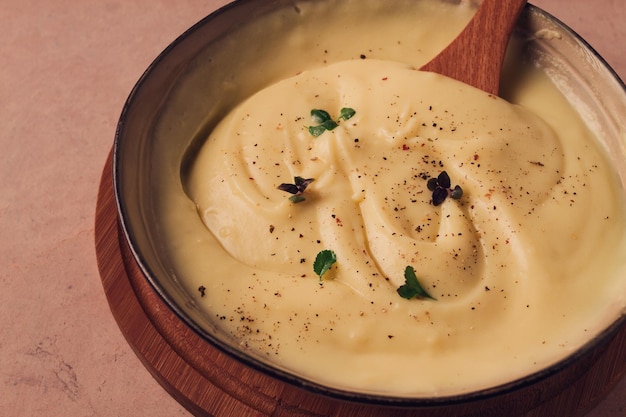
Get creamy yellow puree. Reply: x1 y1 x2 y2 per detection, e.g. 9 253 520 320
159 0 626 397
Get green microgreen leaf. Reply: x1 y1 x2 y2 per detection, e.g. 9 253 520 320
308 125 328 137
313 249 337 280
338 107 356 121
397 266 436 300
310 109 332 123
289 195 306 204
321 119 339 131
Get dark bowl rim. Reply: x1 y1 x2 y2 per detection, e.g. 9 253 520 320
113 0 626 408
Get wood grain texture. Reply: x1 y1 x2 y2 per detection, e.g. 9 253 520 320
421 0 527 95
95 151 625 416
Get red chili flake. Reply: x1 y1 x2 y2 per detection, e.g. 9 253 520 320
473 154 479 161
402 144 410 151
382 77 388 81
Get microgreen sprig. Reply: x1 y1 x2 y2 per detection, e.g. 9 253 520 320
397 266 436 300
278 176 315 203
307 107 356 137
427 171 463 206
313 249 337 281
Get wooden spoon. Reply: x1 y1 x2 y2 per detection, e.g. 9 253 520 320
420 0 527 96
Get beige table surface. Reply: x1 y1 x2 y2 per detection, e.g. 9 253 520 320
1 0 624 416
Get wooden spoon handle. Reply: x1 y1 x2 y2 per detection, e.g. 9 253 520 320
420 0 527 96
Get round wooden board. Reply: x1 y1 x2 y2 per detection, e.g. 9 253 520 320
95 151 626 417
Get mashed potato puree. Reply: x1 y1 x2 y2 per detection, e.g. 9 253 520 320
159 0 626 396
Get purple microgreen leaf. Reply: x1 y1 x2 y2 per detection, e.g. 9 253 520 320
432 187 448 206
437 171 451 189
278 183 300 194
294 176 315 192
451 185 463 200
427 177 438 191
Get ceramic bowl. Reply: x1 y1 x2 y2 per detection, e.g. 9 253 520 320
113 1 626 415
